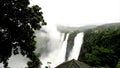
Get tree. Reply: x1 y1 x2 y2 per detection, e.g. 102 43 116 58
79 23 120 68
0 0 46 68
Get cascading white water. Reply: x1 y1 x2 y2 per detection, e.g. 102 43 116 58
0 25 84 68
39 32 70 68
68 32 84 60
34 25 70 68
35 25 84 68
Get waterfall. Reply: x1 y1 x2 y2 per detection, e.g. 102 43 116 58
34 25 72 68
0 25 85 68
68 32 84 60
39 33 70 68
35 25 85 68
34 25 85 68
65 33 77 61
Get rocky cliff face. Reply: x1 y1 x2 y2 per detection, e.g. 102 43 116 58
65 32 78 61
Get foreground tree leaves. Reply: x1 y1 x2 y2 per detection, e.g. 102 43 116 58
0 0 46 68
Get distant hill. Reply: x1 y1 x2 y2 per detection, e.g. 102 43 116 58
57 25 97 33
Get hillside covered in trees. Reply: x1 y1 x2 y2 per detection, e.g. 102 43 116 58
79 23 120 68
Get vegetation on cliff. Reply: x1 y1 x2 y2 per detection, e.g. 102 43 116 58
79 23 120 68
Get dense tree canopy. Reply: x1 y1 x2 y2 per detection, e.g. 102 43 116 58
79 23 120 68
0 0 46 68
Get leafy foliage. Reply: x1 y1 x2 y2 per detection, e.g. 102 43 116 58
115 59 120 68
0 0 46 68
79 23 120 68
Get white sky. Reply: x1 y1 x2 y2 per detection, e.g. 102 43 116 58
30 0 120 27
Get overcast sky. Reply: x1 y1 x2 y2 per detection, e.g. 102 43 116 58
30 0 120 27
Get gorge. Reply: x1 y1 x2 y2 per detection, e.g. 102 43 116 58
0 23 119 68
35 25 96 68
0 24 96 68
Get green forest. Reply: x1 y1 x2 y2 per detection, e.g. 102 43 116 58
79 23 120 68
